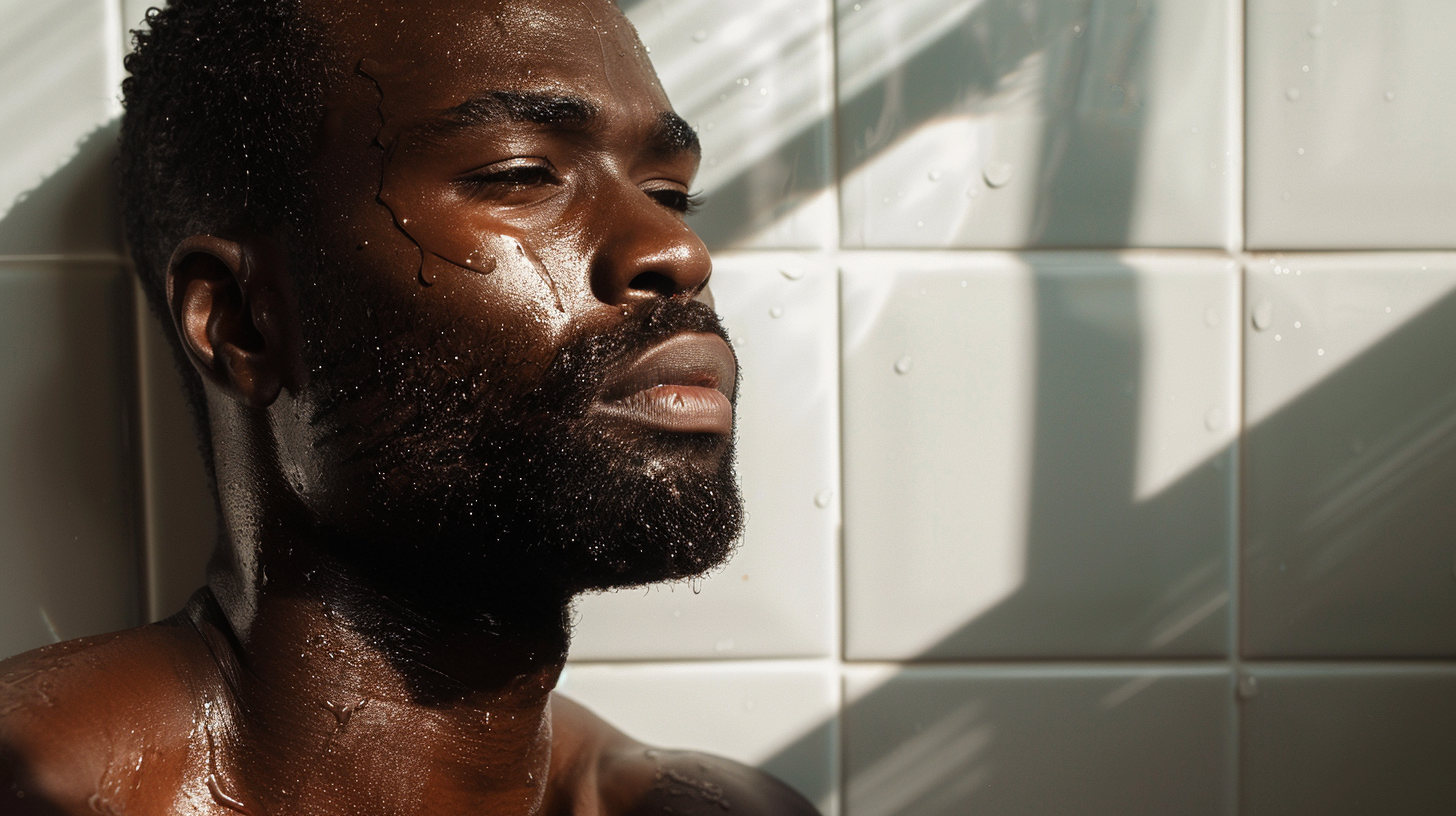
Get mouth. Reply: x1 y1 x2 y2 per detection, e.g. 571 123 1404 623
589 332 737 435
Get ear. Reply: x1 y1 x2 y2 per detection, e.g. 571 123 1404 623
166 235 294 408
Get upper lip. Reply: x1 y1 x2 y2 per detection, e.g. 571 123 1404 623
601 332 737 402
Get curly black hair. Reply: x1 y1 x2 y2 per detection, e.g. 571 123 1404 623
119 0 325 479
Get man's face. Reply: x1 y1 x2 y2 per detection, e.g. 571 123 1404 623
275 0 742 598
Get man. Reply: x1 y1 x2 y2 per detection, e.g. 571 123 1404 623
0 1 817 813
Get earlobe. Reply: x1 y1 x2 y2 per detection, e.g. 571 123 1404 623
166 235 286 408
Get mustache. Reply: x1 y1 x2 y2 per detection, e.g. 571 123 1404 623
525 296 733 417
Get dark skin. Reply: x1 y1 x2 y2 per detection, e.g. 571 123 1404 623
0 1 817 814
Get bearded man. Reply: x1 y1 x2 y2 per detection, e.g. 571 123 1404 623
0 1 816 814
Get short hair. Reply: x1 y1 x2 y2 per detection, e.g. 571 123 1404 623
119 0 325 479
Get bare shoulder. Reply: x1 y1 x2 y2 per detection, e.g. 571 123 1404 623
0 620 207 814
550 694 821 816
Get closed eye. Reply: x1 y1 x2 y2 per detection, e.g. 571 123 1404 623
457 160 560 197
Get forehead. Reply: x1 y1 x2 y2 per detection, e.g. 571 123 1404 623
308 0 670 119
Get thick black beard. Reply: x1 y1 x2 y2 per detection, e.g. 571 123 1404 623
301 296 744 615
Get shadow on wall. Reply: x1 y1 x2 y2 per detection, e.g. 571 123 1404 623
0 120 141 658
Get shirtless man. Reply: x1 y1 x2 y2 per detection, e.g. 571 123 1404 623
0 1 816 813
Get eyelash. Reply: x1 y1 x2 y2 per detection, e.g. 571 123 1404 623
461 164 700 215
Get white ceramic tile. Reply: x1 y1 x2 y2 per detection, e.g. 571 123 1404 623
1240 665 1456 815
837 0 1236 249
0 0 121 256
843 665 1233 816
623 0 836 250
842 253 1237 660
121 0 151 56
0 263 138 659
570 255 838 660
1243 254 1456 657
557 661 838 815
135 283 217 621
1247 1 1456 249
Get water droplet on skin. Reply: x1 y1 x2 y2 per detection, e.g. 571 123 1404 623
1252 300 1274 331
779 267 804 281
692 30 708 42
207 775 256 815
982 160 1014 188
814 489 833 509
768 306 784 319
894 356 914 375
1286 87 1302 101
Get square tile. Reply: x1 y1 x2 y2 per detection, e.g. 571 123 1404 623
1247 0 1456 249
569 255 838 660
1240 665 1456 815
557 661 838 815
843 665 1233 816
0 263 138 659
623 0 837 250
1243 254 1456 657
842 253 1237 660
837 0 1237 249
135 283 218 621
0 0 121 256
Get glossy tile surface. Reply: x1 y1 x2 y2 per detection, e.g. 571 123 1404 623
1244 254 1456 657
0 263 137 659
843 666 1232 816
838 0 1236 249
624 0 836 250
557 662 838 815
0 0 120 256
1247 0 1456 249
1240 665 1456 815
570 255 838 660
842 253 1237 659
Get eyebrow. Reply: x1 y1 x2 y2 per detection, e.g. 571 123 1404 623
415 91 701 158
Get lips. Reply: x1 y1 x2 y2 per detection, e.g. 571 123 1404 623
590 332 737 435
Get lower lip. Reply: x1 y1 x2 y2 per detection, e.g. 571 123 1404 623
591 385 733 435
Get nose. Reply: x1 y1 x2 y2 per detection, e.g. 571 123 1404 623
589 185 713 307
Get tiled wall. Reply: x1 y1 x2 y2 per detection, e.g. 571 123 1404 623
3 0 1455 814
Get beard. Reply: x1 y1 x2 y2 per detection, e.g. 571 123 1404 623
299 294 744 613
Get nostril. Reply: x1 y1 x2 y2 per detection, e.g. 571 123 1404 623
627 271 678 296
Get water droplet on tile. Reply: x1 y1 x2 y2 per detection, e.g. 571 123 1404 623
1286 87 1302 101
1252 300 1274 331
983 160 1014 188
927 169 943 182
814 489 834 509
1385 306 1392 313
692 29 708 42
1385 90 1397 101
1073 24 1084 36
894 356 914 375
768 306 784 319
1205 408 1228 432
1293 321 1302 329
916 220 925 228
1308 23 1322 37
780 267 805 281
966 185 981 198
1275 334 1282 341
1237 674 1259 700
1302 64 1310 72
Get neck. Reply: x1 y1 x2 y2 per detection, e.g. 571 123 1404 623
194 537 571 816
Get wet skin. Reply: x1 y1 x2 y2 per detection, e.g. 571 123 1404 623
0 1 816 814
